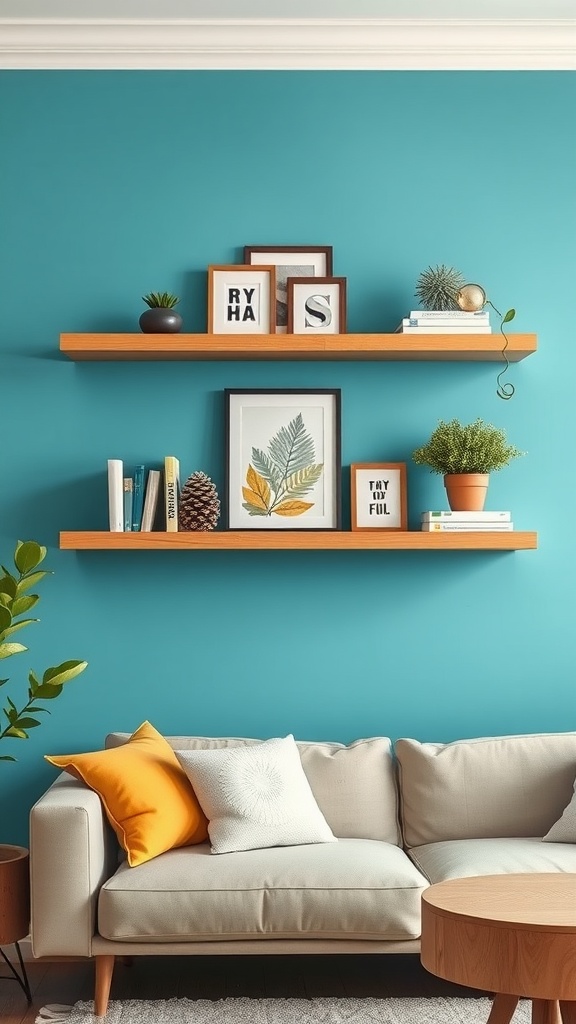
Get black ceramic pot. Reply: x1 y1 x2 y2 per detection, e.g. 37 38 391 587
139 308 183 333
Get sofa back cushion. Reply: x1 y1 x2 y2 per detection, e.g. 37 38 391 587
106 733 400 845
396 732 576 847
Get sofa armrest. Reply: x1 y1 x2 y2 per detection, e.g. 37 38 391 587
30 772 118 958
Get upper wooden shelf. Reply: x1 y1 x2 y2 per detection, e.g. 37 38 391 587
60 333 537 362
59 531 538 552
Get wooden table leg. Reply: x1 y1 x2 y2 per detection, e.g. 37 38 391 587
560 1003 576 1024
532 1000 562 1024
487 994 519 1024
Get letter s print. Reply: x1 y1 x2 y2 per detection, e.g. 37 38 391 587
304 293 332 328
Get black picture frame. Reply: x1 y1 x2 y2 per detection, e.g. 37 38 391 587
225 388 342 530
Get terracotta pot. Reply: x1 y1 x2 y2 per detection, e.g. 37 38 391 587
444 473 489 512
0 845 30 944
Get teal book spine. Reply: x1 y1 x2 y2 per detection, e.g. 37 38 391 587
132 464 145 531
123 478 133 532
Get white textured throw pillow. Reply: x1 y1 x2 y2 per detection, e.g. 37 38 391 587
176 735 336 854
543 778 576 843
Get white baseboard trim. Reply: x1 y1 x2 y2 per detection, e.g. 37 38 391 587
0 17 574 70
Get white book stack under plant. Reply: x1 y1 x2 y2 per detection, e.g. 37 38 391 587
395 310 491 334
421 511 513 532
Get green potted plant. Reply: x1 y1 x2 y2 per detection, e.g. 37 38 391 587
412 418 524 511
0 540 87 974
139 291 182 334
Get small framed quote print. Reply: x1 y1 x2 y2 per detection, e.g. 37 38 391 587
350 463 407 531
208 265 276 334
286 277 347 334
243 246 333 333
225 388 342 530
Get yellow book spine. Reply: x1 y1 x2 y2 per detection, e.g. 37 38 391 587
164 456 180 532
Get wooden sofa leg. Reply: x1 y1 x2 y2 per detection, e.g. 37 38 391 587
94 955 115 1017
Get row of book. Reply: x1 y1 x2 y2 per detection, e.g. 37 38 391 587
421 511 513 532
108 457 180 532
395 309 491 334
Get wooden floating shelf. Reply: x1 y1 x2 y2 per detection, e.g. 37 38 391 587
59 531 538 552
60 333 537 363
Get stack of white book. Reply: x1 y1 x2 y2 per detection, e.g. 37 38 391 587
421 511 513 532
395 310 491 334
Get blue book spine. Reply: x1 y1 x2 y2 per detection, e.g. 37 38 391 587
132 464 145 531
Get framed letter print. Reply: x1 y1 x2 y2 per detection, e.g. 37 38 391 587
350 463 407 531
243 246 333 333
226 389 341 530
208 265 276 334
286 277 347 334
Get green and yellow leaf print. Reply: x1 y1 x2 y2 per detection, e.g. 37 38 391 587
241 413 323 518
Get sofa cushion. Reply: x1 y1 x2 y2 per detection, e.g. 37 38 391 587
176 735 336 854
543 775 576 843
45 721 208 867
97 838 427 942
396 733 576 847
106 733 400 845
408 836 576 883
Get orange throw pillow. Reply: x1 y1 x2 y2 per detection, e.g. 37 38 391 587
45 720 208 866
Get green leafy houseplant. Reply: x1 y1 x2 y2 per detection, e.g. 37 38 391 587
0 540 87 762
412 418 524 475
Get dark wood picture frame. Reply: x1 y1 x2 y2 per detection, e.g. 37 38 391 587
225 388 342 531
243 246 334 332
286 277 347 334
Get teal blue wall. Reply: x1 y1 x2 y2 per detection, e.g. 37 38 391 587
1 71 575 844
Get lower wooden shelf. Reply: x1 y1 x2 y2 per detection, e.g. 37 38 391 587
59 531 538 551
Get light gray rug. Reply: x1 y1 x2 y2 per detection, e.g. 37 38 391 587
36 996 532 1024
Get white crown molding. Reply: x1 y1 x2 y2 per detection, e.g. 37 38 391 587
0 17 574 70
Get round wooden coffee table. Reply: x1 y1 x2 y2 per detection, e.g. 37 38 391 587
421 874 576 1024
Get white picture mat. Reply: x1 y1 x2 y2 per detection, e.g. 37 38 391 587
228 392 339 529
354 467 403 528
291 280 342 333
211 269 272 334
247 252 329 333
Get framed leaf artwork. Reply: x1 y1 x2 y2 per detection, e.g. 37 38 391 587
225 389 342 530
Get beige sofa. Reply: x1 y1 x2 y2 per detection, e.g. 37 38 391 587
30 731 576 1015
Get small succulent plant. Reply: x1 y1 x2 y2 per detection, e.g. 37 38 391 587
142 292 180 309
415 265 466 311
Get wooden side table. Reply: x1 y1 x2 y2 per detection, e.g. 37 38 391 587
421 873 576 1024
0 845 32 1003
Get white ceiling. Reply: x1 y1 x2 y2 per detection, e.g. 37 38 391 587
3 0 576 18
1 1 574 69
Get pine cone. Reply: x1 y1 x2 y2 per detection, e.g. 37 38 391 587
178 471 220 531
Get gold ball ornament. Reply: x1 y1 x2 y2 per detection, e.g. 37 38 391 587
457 283 487 312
